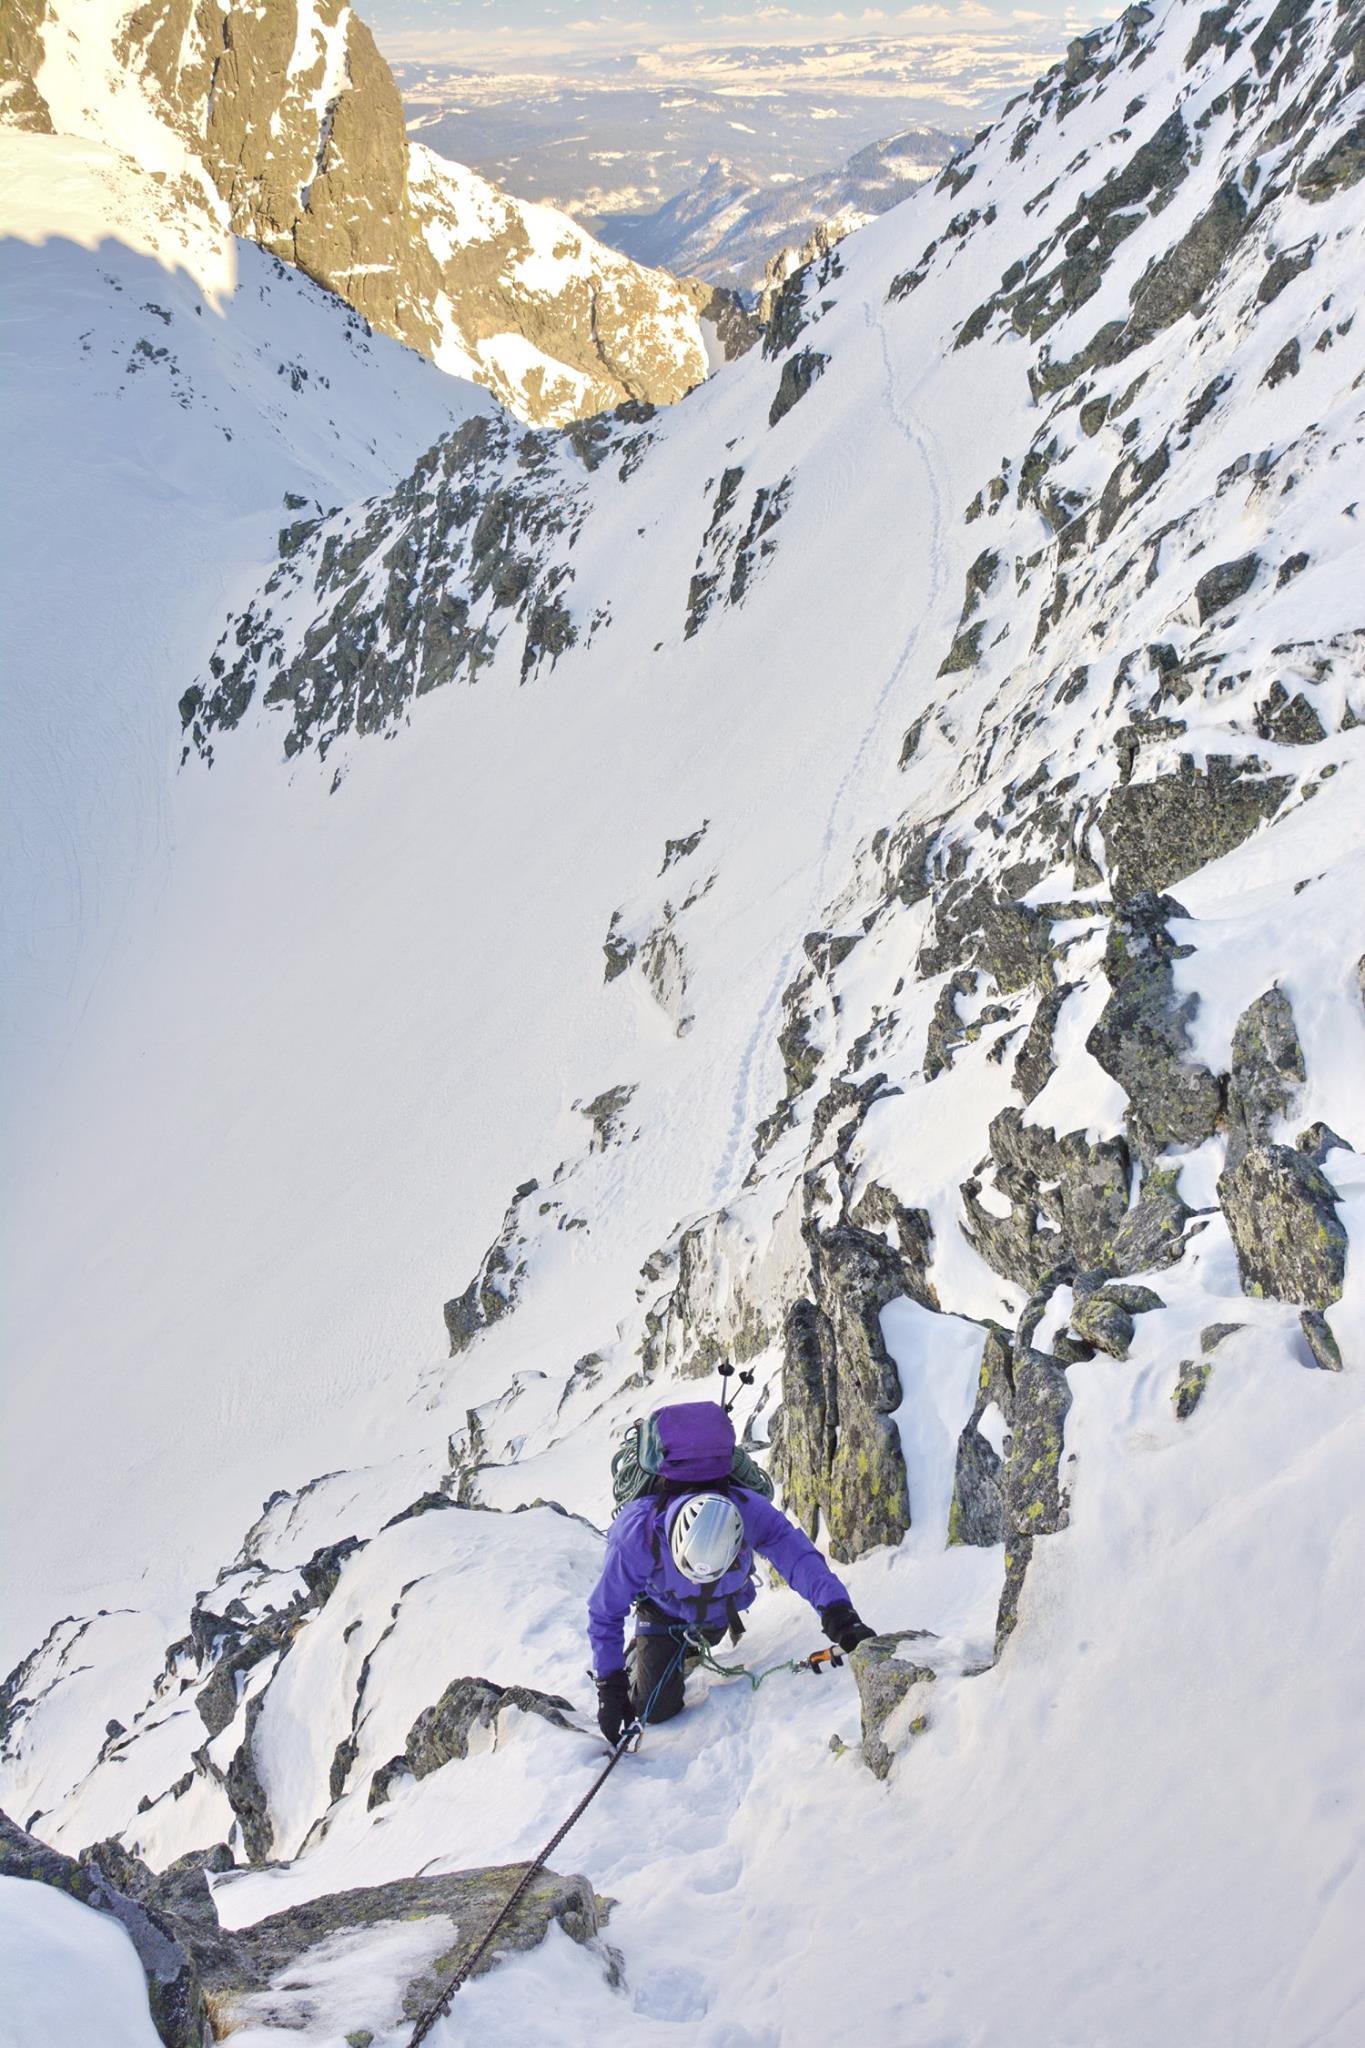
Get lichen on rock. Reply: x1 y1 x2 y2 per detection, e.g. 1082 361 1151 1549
849 1632 938 1778
1217 1142 1347 1308
1224 984 1305 1167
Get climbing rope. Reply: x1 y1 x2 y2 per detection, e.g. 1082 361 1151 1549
682 1629 845 1690
405 1725 641 2046
404 1635 840 2043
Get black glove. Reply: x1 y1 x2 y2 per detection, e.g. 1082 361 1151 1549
819 1600 876 1654
596 1669 633 1744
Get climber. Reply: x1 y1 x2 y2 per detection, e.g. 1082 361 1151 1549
589 1399 875 1744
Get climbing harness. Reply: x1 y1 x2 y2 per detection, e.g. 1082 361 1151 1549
405 1722 642 2047
404 1632 839 2042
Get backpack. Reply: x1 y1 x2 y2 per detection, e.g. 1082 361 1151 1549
611 1399 775 1512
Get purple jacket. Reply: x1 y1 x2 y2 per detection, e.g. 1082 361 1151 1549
588 1487 850 1676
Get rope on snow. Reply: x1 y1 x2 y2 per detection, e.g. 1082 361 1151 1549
405 1726 641 2045
404 1635 841 2042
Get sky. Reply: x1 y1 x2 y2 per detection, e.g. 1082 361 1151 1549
364 0 1101 64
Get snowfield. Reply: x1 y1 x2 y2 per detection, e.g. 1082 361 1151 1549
2 0 1364 2042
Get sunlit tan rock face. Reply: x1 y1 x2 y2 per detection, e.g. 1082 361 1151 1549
99 0 716 421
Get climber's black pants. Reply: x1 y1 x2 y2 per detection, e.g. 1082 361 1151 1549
626 1600 724 1723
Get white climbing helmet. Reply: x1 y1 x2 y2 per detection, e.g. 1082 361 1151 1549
669 1493 745 1584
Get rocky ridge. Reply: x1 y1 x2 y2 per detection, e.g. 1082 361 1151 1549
5 0 740 425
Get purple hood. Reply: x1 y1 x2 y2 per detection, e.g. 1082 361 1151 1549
587 1486 849 1676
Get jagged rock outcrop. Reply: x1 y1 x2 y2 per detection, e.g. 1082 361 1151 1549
183 410 602 763
947 1302 1074 1656
849 1633 938 1780
368 1675 573 1808
20 0 715 425
685 461 793 640
0 1807 608 2039
773 1215 934 1561
948 1335 1008 1548
769 347 828 429
1085 893 1222 1157
1070 1276 1163 1360
1224 985 1305 1166
445 1178 542 1356
962 1110 1133 1290
1099 755 1291 897
1217 1143 1348 1308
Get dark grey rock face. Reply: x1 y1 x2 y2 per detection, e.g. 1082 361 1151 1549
809 1225 912 1560
1254 683 1327 745
1099 757 1291 899
376 1675 573 1803
759 224 846 356
769 347 828 427
1224 985 1304 1167
948 1325 1010 1549
1013 983 1075 1103
194 1622 279 1741
1217 1143 1347 1308
1299 1309 1343 1371
774 1222 916 1561
444 1179 540 1356
185 413 596 765
948 1422 1006 1547
1085 893 1222 1156
580 1084 637 1152
949 1302 1076 1661
1107 1167 1192 1273
225 1695 273 1864
849 1633 937 1778
1000 1345 1072 1541
962 1108 1132 1290
775 1299 840 1543
1296 1122 1352 1167
1123 178 1249 349
1193 552 1260 621
1071 1288 1135 1359
685 463 793 640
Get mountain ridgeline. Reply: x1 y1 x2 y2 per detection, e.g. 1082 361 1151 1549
2 0 1364 2039
5 0 750 422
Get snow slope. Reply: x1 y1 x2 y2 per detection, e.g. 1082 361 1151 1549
0 125 487 1656
3 0 1365 2041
